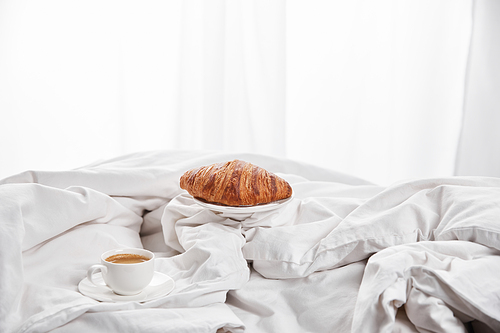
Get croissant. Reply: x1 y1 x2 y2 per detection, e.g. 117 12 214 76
179 159 293 206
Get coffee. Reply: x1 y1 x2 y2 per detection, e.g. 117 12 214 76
105 253 150 264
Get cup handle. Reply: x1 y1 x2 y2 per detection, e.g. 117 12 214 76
87 264 108 287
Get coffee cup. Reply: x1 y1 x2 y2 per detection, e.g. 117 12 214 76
87 248 155 295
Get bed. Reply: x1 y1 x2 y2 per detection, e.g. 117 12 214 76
1 150 499 333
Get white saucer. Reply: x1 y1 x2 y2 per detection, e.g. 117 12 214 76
193 191 294 215
78 271 175 303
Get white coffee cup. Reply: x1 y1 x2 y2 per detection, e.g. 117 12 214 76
87 248 155 296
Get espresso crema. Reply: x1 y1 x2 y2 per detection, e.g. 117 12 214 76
105 253 150 264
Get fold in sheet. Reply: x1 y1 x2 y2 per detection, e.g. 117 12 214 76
352 241 500 332
244 178 500 278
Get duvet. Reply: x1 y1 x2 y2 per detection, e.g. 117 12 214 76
1 150 499 332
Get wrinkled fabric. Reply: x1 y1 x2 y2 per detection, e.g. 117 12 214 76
352 241 500 333
1 150 500 332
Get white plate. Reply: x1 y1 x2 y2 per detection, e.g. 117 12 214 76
193 191 294 214
78 271 175 303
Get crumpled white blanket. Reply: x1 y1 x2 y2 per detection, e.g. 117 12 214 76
353 241 500 333
1 150 500 332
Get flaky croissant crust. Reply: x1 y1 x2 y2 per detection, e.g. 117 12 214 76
179 159 293 206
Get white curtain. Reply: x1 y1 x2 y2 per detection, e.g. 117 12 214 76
0 0 496 185
286 0 471 184
455 0 500 178
174 0 286 156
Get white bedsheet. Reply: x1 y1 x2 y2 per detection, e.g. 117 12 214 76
1 150 499 332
